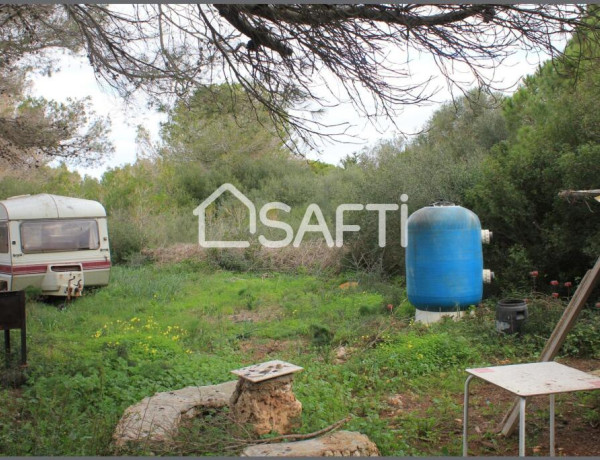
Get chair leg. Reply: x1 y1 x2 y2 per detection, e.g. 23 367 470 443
463 375 474 456
519 397 527 457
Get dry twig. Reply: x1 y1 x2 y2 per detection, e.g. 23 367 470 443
249 415 353 444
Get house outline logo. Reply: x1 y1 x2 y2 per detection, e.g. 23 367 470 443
194 183 411 249
193 183 256 248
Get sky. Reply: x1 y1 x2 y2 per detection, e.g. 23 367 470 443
30 44 551 180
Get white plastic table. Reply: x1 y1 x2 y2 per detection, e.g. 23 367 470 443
463 361 600 457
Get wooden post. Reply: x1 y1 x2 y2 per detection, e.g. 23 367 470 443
558 189 600 201
499 256 600 436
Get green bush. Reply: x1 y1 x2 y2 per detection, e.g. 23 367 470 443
107 212 146 264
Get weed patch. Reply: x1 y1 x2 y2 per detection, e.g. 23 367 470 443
0 264 599 455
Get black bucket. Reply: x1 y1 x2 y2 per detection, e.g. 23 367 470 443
496 299 528 334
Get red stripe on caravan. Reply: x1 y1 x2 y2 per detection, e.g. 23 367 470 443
3 260 111 276
12 264 48 275
82 261 111 270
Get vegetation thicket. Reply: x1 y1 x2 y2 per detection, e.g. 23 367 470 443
3 27 599 283
1 15 600 458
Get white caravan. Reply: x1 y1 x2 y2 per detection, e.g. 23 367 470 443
0 194 111 297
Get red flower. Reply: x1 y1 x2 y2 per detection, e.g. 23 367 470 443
530 271 539 277
550 280 559 286
552 292 559 299
564 281 573 288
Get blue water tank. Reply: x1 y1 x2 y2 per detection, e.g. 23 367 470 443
406 204 483 311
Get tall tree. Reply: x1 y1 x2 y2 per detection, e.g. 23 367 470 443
346 90 506 273
159 84 319 209
0 79 113 169
0 5 112 168
161 84 286 167
2 4 597 150
467 30 600 283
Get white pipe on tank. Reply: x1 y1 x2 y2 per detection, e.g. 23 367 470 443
481 229 492 244
483 269 494 284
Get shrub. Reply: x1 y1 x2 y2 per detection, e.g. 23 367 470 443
107 212 146 264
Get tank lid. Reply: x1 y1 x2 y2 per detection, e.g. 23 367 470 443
430 200 456 207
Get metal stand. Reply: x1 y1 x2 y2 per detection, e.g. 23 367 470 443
463 362 598 457
518 397 526 457
0 291 27 367
463 375 473 456
549 394 555 457
501 256 600 437
464 386 544 457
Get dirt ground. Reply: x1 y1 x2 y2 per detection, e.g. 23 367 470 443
383 357 600 456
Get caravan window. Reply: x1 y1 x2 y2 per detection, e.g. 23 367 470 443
20 219 100 253
0 222 7 253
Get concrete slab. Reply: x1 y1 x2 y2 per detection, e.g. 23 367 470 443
241 430 379 456
113 380 237 446
231 360 303 383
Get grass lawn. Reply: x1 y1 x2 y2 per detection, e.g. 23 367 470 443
0 262 598 455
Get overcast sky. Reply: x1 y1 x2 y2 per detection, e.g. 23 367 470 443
30 46 551 180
